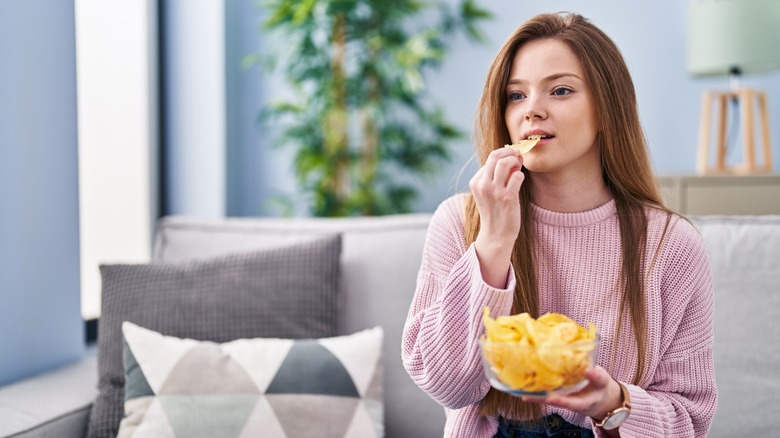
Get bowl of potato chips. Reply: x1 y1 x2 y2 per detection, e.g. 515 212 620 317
480 307 599 398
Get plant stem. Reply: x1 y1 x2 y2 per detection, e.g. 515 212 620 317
324 13 349 213
360 69 379 215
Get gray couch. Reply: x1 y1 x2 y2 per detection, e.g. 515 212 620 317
1 213 778 438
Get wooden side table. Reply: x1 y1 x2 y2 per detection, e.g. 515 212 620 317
697 87 774 175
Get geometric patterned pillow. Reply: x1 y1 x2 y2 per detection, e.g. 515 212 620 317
117 322 383 438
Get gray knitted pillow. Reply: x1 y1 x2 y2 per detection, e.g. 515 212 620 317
86 234 342 438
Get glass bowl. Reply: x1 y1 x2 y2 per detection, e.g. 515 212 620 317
479 335 600 398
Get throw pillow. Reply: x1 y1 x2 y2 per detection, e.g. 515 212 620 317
87 234 342 438
117 322 384 438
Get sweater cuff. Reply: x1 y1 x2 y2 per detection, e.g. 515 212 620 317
465 243 514 317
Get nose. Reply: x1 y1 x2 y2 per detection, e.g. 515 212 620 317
525 109 545 120
524 95 546 120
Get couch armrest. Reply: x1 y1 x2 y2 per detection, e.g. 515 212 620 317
0 349 97 438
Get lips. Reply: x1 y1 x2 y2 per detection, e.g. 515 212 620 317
521 130 554 142
518 135 554 144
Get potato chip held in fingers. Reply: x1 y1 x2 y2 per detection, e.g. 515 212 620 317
504 135 542 154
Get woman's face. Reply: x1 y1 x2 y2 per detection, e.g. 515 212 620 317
504 38 599 176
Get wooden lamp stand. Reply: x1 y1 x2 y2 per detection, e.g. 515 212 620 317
696 87 774 175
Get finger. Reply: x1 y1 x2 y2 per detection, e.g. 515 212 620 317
506 166 525 194
469 165 502 201
483 147 519 176
541 391 596 414
469 166 485 191
474 156 499 190
491 154 523 185
471 151 520 197
584 366 611 390
523 393 574 410
490 145 518 159
546 369 615 415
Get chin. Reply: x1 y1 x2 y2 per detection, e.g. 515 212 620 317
522 158 547 173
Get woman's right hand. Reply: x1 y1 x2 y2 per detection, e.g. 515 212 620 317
468 147 525 288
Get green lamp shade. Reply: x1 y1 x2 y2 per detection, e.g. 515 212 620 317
687 0 780 76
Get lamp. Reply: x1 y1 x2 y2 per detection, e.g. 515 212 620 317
687 0 780 174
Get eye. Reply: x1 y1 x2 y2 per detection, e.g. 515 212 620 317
552 87 573 96
507 91 525 102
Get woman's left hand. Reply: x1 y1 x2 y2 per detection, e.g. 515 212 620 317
523 366 623 420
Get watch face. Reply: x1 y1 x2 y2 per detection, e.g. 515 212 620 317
603 408 630 430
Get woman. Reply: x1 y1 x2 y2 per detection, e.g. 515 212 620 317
401 12 717 438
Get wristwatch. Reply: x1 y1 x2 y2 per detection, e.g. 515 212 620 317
594 381 632 430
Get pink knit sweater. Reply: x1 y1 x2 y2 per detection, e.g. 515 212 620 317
402 193 717 437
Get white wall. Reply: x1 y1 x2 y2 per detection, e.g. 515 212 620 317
74 0 159 320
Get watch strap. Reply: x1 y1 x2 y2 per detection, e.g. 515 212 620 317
595 381 631 428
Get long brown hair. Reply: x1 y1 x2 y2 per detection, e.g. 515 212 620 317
469 12 670 420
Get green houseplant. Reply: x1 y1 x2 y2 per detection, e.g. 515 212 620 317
256 0 491 216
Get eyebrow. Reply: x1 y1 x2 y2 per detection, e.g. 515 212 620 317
506 72 582 86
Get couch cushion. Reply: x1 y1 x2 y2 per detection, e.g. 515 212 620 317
0 350 96 438
152 214 444 438
117 322 383 438
690 215 780 437
87 234 342 438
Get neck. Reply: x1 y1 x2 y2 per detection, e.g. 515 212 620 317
528 170 612 213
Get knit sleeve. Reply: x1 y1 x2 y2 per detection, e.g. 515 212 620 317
595 218 718 438
401 194 515 409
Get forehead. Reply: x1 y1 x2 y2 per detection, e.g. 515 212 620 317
508 39 584 81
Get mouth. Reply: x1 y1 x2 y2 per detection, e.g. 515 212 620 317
522 134 554 142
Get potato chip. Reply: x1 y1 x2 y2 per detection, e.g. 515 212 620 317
481 307 598 393
504 135 542 154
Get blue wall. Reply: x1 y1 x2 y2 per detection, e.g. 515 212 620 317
220 0 780 216
413 0 780 212
0 0 84 385
226 0 267 217
162 0 228 218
